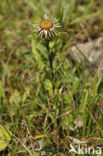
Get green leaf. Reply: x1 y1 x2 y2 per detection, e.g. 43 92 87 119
9 89 21 108
64 92 73 104
22 87 31 103
72 79 80 95
82 91 89 136
44 79 53 96
38 43 48 59
49 41 55 49
0 81 8 110
0 81 7 99
0 125 11 151
32 39 44 69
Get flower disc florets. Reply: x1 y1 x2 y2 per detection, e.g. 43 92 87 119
33 14 61 39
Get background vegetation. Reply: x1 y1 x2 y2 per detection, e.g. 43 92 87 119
0 0 103 155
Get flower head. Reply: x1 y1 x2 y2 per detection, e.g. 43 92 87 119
33 14 61 39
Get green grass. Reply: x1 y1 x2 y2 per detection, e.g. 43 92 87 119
0 0 103 155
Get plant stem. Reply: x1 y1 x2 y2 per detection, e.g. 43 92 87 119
46 40 54 81
46 40 60 148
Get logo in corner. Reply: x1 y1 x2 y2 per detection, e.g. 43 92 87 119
69 144 77 153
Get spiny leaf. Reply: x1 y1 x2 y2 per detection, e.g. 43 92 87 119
0 125 11 151
44 79 53 96
32 39 44 70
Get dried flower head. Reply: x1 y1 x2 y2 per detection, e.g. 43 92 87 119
33 14 61 39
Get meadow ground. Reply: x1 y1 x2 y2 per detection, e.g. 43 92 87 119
0 0 103 155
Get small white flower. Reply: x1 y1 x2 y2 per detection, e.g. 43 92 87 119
33 14 61 38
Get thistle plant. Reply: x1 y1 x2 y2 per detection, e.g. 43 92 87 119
33 14 61 83
32 14 62 148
